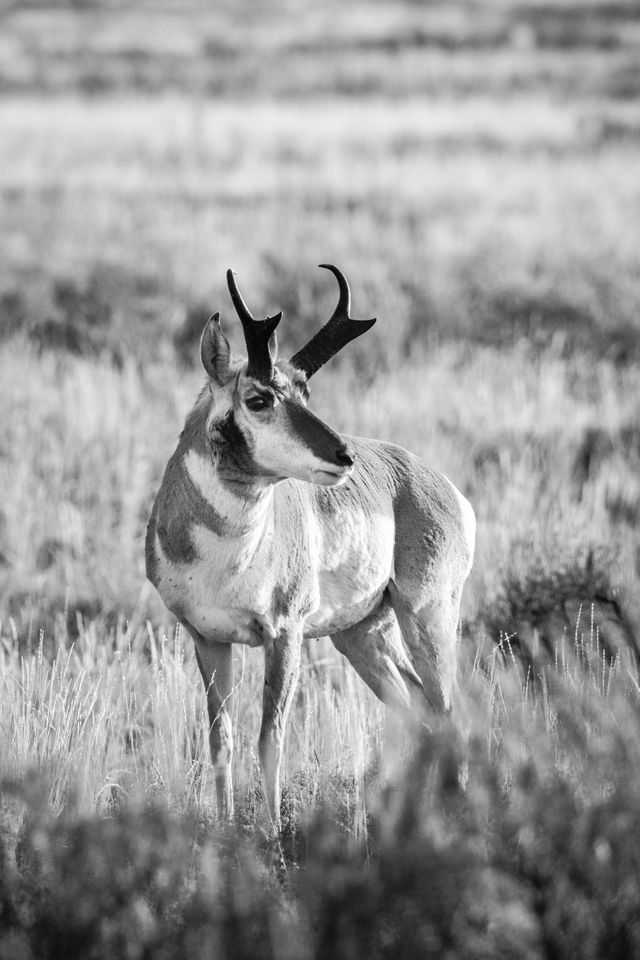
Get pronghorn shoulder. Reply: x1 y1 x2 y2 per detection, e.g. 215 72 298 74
350 436 475 561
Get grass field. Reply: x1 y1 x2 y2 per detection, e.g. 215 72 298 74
2 1 640 956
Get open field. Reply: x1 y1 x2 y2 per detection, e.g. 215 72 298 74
2 0 640 956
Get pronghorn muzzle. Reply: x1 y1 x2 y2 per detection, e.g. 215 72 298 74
281 399 355 477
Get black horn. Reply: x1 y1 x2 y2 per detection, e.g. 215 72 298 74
290 265 376 378
227 269 282 383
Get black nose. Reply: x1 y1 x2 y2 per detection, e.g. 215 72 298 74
335 444 355 468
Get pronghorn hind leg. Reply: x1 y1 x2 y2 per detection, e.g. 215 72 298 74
183 624 235 821
260 628 302 830
388 581 471 789
387 580 468 738
330 592 427 723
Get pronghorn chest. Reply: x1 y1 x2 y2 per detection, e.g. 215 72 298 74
149 450 314 645
153 513 314 648
163 523 283 645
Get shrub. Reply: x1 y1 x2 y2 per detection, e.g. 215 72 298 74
1 777 303 960
478 545 638 671
3 680 640 960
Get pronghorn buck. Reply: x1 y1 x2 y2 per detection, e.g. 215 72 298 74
146 265 475 824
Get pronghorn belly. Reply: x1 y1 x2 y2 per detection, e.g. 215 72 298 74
183 603 272 647
304 585 386 637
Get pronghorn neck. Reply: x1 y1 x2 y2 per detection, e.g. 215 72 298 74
181 446 272 537
176 396 273 539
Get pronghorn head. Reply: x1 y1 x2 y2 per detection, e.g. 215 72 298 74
199 266 376 487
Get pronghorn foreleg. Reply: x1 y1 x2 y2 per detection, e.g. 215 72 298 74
259 627 301 829
184 625 235 821
330 592 426 721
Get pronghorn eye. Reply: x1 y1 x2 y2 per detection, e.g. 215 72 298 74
245 395 270 412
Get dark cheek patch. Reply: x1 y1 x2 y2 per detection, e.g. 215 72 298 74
217 410 272 480
218 410 253 458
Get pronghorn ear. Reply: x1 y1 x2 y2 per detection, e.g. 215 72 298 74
200 313 231 384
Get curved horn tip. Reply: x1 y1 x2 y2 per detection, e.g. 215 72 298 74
317 262 349 287
226 268 240 292
209 311 221 323
319 263 350 312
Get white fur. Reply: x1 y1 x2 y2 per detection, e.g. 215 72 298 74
305 508 395 635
